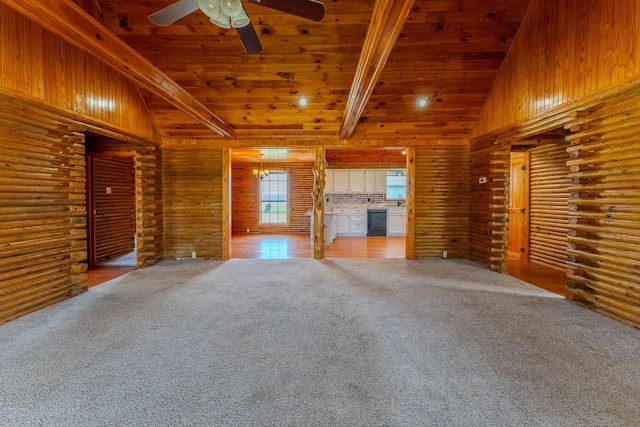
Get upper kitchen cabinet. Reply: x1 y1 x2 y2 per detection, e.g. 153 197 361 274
325 169 391 194
365 170 387 192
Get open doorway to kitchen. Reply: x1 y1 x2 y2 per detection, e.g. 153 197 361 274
229 147 408 259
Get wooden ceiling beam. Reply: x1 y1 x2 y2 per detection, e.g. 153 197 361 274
340 0 415 140
2 0 234 138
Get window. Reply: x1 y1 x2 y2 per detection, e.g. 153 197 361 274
260 171 288 224
386 172 406 200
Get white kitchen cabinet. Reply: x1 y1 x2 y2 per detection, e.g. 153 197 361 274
365 170 386 192
333 170 350 192
387 207 406 236
335 208 351 235
324 169 334 193
349 208 367 236
349 170 366 192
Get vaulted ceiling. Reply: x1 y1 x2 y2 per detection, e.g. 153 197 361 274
94 0 531 141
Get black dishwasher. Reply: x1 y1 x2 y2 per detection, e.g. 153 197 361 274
367 209 387 236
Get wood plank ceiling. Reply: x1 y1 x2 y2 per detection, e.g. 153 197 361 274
93 0 531 141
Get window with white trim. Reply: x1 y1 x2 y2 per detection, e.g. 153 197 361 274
259 171 288 224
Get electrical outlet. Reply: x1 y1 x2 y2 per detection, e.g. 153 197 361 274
246 228 250 233
442 251 448 258
191 251 196 258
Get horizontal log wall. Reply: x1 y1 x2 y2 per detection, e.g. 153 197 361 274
232 162 315 235
473 0 640 138
470 140 510 271
0 4 156 140
413 143 470 258
91 156 135 264
163 144 224 259
564 95 640 329
0 115 86 324
529 143 571 271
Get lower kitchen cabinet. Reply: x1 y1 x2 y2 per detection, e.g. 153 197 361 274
349 209 367 236
335 209 351 235
387 208 406 236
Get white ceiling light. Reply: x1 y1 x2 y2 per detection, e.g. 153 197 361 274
198 0 249 29
298 96 309 107
416 96 428 108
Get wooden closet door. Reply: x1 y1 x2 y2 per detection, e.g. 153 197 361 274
88 155 135 267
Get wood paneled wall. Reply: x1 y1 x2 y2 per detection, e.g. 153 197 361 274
564 95 640 328
0 4 156 140
473 0 640 138
469 140 510 271
528 143 571 271
413 143 470 258
162 143 224 259
232 162 315 235
0 113 86 324
90 156 135 265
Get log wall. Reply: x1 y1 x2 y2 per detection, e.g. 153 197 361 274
0 114 86 324
0 4 156 140
413 143 470 258
564 95 640 328
469 140 510 271
473 0 640 138
231 162 315 235
90 156 135 264
528 143 571 271
162 143 225 259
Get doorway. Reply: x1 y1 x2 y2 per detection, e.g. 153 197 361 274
508 151 529 260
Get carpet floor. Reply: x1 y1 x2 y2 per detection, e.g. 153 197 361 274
1 258 639 426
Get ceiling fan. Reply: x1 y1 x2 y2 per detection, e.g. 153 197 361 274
149 0 326 54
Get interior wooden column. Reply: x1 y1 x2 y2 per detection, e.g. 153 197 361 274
312 148 328 259
222 147 231 260
405 147 415 259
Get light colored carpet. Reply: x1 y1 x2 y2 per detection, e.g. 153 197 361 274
1 258 639 426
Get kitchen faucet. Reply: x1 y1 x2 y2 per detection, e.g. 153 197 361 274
397 194 403 206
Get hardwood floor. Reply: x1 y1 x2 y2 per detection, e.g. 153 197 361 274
231 234 406 259
86 236 566 297
85 266 136 288
507 258 567 297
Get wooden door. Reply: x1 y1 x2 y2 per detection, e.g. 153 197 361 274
508 152 529 260
87 155 136 267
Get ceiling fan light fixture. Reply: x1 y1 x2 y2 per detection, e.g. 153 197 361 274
231 8 251 28
198 0 220 18
211 15 231 28
221 0 243 17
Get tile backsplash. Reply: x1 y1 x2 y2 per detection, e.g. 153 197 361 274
326 193 385 209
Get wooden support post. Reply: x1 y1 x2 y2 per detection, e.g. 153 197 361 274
312 148 328 259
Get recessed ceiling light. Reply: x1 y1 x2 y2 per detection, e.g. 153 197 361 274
298 96 308 107
416 96 428 108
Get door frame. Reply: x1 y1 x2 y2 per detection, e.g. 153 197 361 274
508 150 530 260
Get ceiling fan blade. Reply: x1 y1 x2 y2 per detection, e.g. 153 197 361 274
149 0 199 26
249 0 326 22
236 22 264 54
